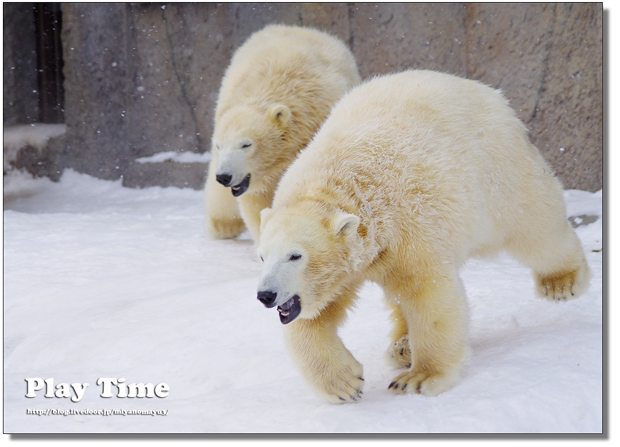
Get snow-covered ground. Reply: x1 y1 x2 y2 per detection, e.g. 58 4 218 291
3 169 603 434
135 150 211 164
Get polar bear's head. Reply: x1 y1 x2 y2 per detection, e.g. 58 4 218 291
212 103 291 197
256 203 360 324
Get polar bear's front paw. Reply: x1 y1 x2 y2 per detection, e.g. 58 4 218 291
385 335 412 369
388 369 459 397
206 216 246 240
535 268 586 302
313 358 365 404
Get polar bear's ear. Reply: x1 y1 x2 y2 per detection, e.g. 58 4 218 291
260 207 274 229
268 104 291 126
332 212 360 239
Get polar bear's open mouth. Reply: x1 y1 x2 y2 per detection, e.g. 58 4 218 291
277 295 301 324
231 174 251 197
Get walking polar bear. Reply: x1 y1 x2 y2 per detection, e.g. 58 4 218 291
204 24 360 241
256 70 591 404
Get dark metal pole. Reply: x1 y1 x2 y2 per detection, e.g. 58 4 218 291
34 2 64 123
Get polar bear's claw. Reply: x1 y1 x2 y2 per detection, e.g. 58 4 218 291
535 262 590 302
323 374 365 404
388 369 460 397
385 335 412 369
315 360 365 404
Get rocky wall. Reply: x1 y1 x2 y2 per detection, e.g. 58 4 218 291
3 2 39 127
10 2 602 191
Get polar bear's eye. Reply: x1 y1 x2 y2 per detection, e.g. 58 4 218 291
241 142 252 148
289 254 302 261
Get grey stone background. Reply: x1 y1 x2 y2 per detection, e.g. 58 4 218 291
3 3 39 127
4 3 603 191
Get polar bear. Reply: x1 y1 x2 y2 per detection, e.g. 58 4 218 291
256 70 591 404
204 24 360 241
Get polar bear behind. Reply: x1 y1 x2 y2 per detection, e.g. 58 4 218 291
256 70 590 404
204 24 360 241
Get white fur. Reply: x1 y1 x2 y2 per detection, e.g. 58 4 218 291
204 25 360 241
258 70 591 404
257 244 307 309
214 140 253 188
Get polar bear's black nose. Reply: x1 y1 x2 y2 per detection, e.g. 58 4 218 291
257 291 277 308
216 173 232 186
